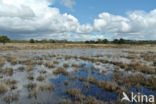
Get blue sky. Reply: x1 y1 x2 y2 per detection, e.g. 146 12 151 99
0 0 156 40
53 0 156 24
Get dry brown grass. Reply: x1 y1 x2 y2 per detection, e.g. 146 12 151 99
86 76 98 84
62 99 73 104
18 66 25 71
39 84 55 91
85 76 125 93
10 84 17 90
64 80 70 86
25 83 37 90
66 88 85 101
0 84 7 94
5 68 14 76
78 77 84 82
5 56 18 65
53 61 59 64
62 96 104 104
45 61 55 68
3 79 18 90
85 96 104 104
97 81 119 92
153 60 156 66
68 75 77 80
36 75 45 82
64 55 72 60
0 58 5 67
117 74 156 90
3 79 17 85
141 52 156 61
110 61 156 74
0 43 156 50
72 64 80 68
3 92 19 103
27 73 34 80
28 87 38 98
127 61 156 74
26 64 33 72
39 70 47 74
53 67 69 76
63 63 69 68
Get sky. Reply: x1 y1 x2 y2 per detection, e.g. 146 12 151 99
0 0 156 40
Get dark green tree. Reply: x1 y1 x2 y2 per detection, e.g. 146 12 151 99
112 39 119 44
118 38 126 44
29 39 35 43
97 39 102 43
102 39 109 44
0 35 10 45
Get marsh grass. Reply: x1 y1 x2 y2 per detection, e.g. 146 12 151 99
45 61 55 68
62 96 104 104
111 61 156 74
27 73 34 80
63 80 69 86
53 61 59 64
85 76 124 93
28 87 38 98
25 83 37 90
5 56 18 65
85 96 104 104
4 92 19 103
141 52 156 61
153 60 156 66
65 55 72 60
10 84 17 90
18 66 25 71
0 84 7 94
53 67 69 76
39 70 47 74
72 64 80 68
1 43 156 50
0 58 5 67
94 54 103 57
78 77 84 82
66 88 85 101
97 81 119 92
127 61 155 74
3 79 18 90
5 68 13 76
0 45 155 103
36 75 45 82
3 79 17 85
68 75 77 80
26 64 33 72
39 84 55 91
117 74 156 90
63 63 69 68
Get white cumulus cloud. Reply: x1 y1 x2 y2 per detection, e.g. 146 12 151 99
94 9 156 40
0 0 92 40
60 0 76 9
0 0 156 40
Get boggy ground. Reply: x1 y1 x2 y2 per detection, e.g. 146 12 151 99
0 45 156 104
0 43 156 50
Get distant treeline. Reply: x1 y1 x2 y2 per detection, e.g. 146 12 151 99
27 38 156 44
85 39 156 44
0 35 156 44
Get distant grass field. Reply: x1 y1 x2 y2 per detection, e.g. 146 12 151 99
0 43 156 50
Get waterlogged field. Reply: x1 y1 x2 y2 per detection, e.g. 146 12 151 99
0 46 156 104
